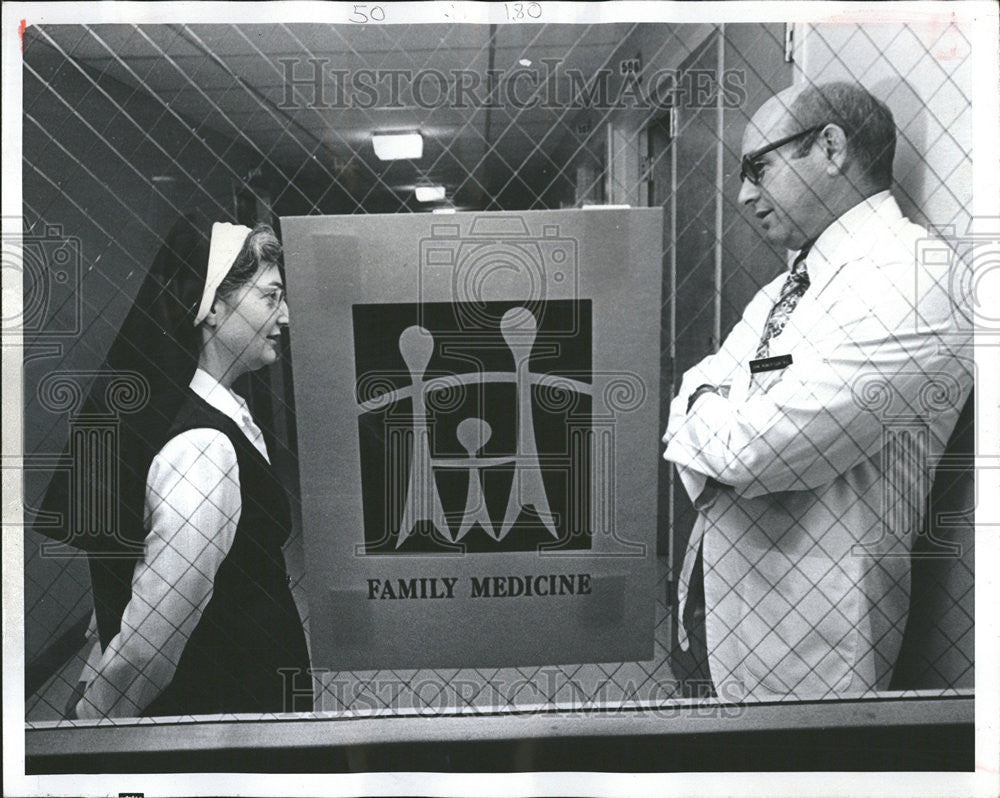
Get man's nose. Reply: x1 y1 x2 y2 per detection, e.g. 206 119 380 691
738 177 759 206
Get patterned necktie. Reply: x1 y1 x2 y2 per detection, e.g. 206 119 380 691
755 249 811 358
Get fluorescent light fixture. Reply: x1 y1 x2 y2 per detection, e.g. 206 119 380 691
582 204 632 209
432 207 457 214
372 132 423 161
415 185 446 202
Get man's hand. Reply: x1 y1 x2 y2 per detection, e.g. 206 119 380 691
682 384 730 495
687 384 719 413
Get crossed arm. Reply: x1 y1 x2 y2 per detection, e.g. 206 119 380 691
663 261 966 501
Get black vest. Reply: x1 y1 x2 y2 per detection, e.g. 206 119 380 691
89 390 313 716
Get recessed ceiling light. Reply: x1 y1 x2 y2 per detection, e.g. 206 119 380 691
372 132 423 161
518 58 532 67
415 185 446 203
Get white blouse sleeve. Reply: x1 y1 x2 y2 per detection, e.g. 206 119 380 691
76 429 241 719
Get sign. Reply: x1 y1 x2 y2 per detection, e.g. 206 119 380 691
282 209 661 669
620 55 642 76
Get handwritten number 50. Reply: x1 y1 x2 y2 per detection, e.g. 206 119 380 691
350 4 386 23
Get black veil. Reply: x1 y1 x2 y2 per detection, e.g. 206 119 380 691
35 212 213 556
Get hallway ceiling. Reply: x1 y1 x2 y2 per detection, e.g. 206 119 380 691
36 23 637 208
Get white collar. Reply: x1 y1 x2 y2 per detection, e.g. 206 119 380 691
797 190 900 291
189 368 249 425
188 368 269 461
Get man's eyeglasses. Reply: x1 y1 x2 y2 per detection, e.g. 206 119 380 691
739 125 825 185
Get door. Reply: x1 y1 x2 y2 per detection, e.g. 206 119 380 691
664 24 793 692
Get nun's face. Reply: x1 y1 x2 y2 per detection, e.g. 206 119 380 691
211 263 288 375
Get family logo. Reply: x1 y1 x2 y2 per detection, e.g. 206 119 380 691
352 299 593 554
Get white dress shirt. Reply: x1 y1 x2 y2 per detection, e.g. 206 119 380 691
663 192 972 699
76 369 269 718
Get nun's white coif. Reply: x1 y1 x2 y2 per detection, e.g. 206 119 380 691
194 222 253 326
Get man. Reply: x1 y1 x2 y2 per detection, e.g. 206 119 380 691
662 81 972 699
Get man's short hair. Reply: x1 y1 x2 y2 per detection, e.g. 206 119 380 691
787 81 896 190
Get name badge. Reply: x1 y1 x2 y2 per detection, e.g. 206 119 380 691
749 354 793 374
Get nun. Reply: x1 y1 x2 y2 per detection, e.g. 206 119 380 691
73 218 312 718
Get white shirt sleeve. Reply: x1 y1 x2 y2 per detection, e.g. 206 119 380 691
664 283 776 503
75 429 241 719
663 258 960 499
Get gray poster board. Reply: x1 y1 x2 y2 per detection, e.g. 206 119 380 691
282 209 662 670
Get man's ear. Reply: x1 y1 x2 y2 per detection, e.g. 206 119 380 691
820 123 849 175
